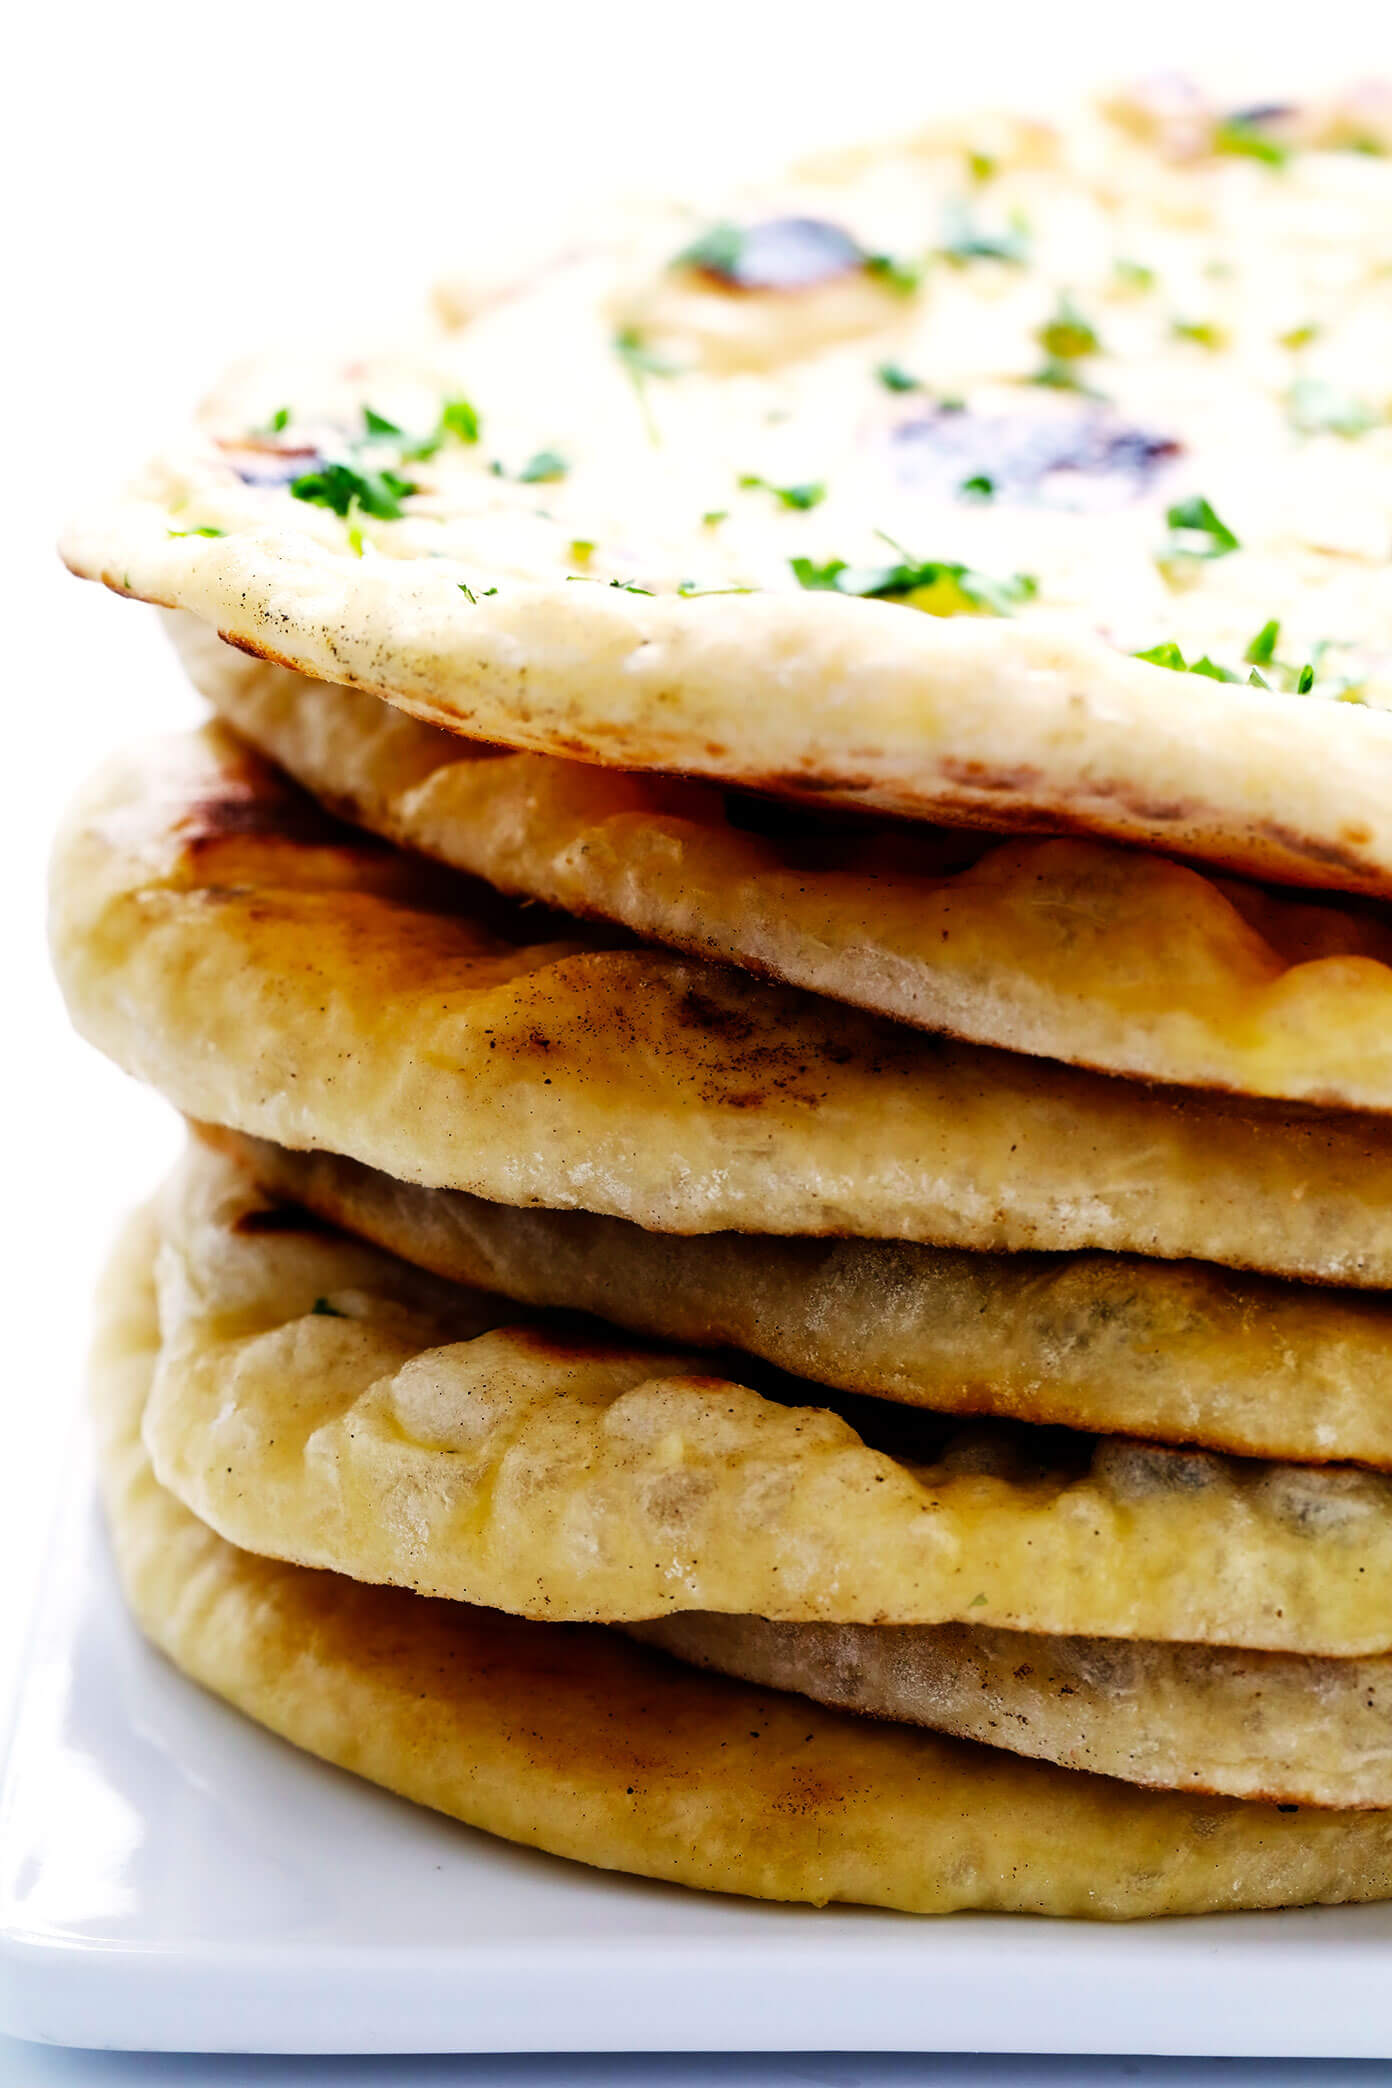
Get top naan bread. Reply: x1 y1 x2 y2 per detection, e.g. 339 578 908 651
49 723 1392 1283
61 85 1392 895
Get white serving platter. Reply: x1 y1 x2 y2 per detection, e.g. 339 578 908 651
7 1475 1392 2059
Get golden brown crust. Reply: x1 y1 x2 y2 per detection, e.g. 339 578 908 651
51 726 1392 1283
140 1145 1392 1655
208 1123 1392 1471
176 612 1392 1113
93 1201 1392 1917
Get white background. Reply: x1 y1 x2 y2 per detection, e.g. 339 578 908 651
5 1 1392 2076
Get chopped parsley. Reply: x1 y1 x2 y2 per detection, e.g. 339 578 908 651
458 583 498 600
1026 294 1102 393
863 251 923 296
967 150 996 184
440 398 481 443
290 461 416 520
516 449 568 484
791 554 1036 617
739 474 826 511
1188 655 1239 682
167 526 224 538
401 396 481 460
960 473 995 499
614 327 678 443
265 406 291 434
1140 625 1351 700
614 327 678 379
1245 619 1280 666
701 509 728 527
1287 378 1377 438
1171 318 1228 350
1279 323 1320 350
1038 294 1100 361
1133 642 1236 682
362 405 403 438
938 198 1030 266
1112 258 1156 292
1027 358 1096 395
674 221 745 276
1163 494 1240 560
876 360 922 392
569 538 595 565
1215 117 1288 167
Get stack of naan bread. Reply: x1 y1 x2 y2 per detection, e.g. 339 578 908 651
54 82 1392 1917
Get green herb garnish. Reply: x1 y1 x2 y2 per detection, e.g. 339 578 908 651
401 397 481 461
516 449 568 484
1171 318 1227 350
1215 118 1288 167
266 406 291 434
1038 293 1100 361
960 474 995 499
1163 494 1240 561
1297 662 1316 693
876 360 922 393
791 554 1035 617
1027 358 1096 395
1245 619 1280 666
1279 323 1320 350
614 327 678 379
938 198 1030 266
1112 258 1156 292
701 509 728 527
966 150 996 183
614 327 678 443
290 462 416 520
674 221 745 276
362 405 403 438
864 251 922 296
738 474 826 511
1134 641 1236 681
1188 654 1239 682
167 526 224 538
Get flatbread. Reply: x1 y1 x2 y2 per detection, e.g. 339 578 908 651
61 90 1392 897
174 611 1392 1113
636 1612 1392 1811
93 1199 1392 1916
51 725 1392 1285
209 1124 1392 1471
141 1144 1392 1654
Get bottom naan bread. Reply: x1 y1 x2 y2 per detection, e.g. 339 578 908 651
636 1613 1392 1812
94 1204 1392 1918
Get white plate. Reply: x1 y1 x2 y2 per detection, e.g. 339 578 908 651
7 1476 1392 2059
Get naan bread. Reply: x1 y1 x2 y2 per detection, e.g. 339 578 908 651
93 1199 1392 1916
62 91 1392 896
210 1125 1392 1470
636 1612 1392 1810
141 1144 1392 1654
175 612 1392 1113
51 726 1392 1284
